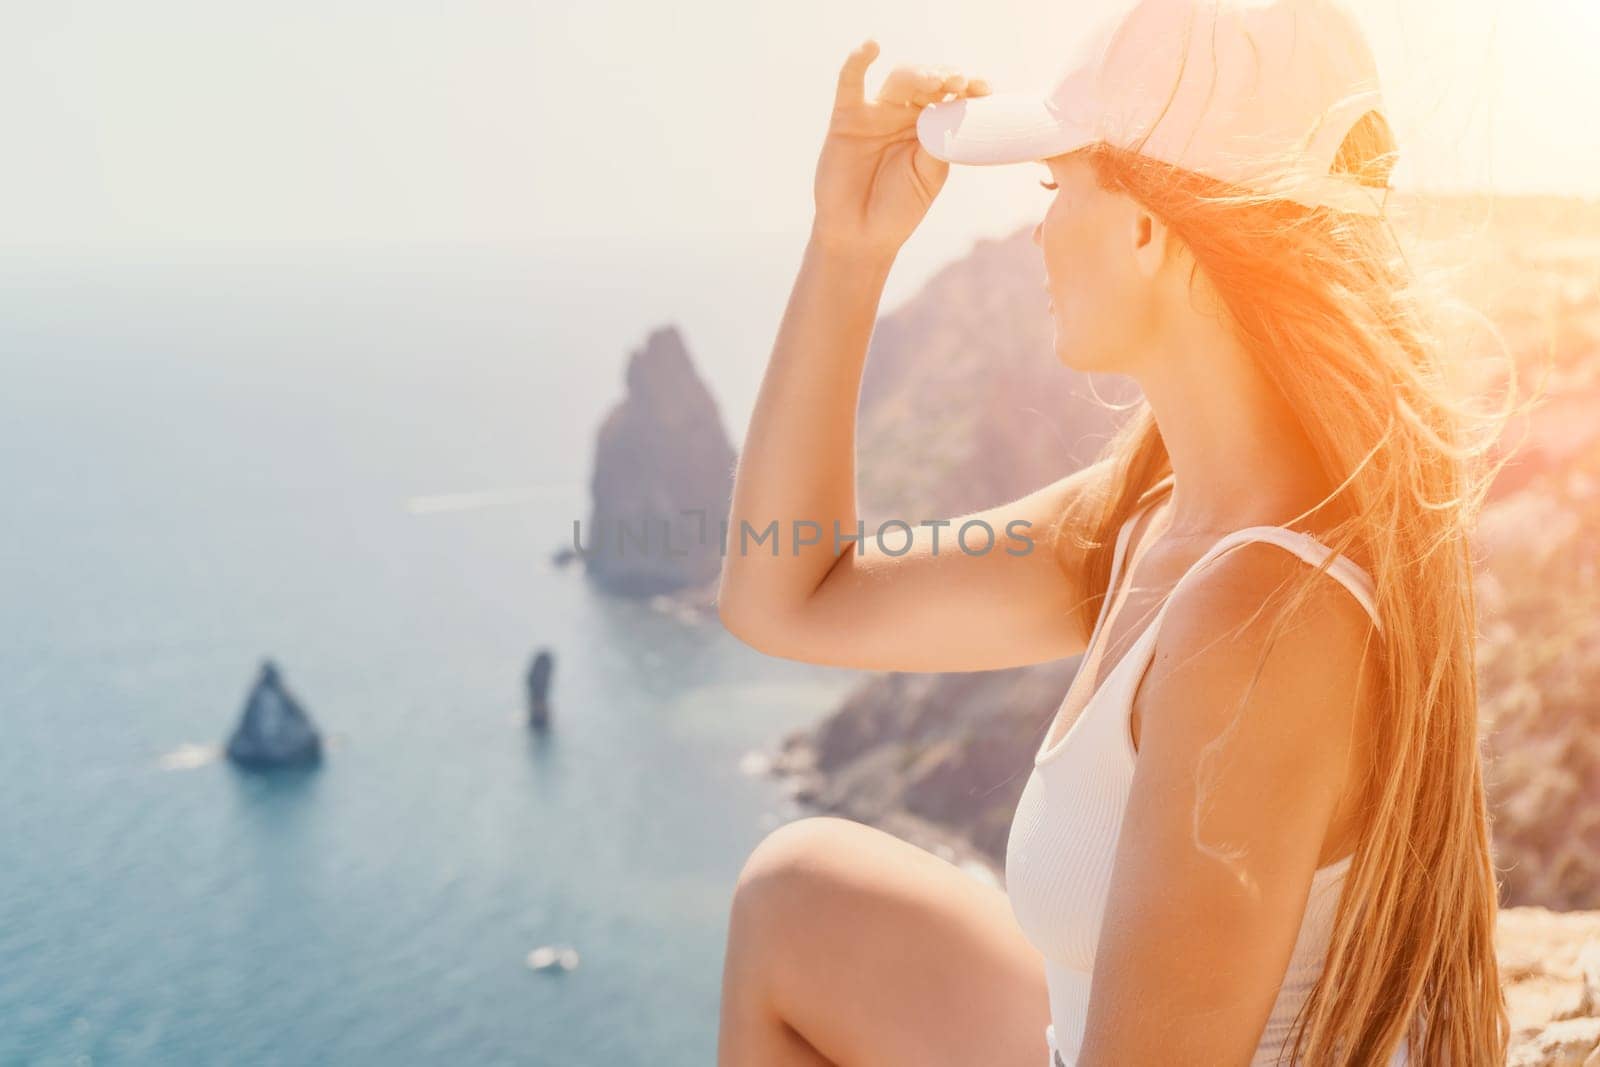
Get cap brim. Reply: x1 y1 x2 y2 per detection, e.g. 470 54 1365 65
916 92 1094 166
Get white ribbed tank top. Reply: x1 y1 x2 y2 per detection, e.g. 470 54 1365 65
1005 476 1413 1066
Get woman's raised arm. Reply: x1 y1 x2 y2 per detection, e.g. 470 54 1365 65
717 41 1103 672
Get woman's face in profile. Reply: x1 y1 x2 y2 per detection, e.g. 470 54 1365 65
1033 151 1162 374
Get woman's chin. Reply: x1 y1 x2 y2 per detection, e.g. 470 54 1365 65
1050 329 1099 373
1048 321 1077 367
1054 350 1084 371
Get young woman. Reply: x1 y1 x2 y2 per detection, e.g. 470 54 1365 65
715 2 1513 1063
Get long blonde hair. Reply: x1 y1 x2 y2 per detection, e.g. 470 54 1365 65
1049 114 1530 1063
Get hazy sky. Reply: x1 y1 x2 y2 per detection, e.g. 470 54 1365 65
6 0 1597 271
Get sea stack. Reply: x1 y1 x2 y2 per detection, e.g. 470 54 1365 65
583 325 736 596
527 649 554 730
226 660 323 769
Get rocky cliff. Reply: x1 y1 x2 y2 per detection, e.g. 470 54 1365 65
583 324 735 599
772 663 1072 867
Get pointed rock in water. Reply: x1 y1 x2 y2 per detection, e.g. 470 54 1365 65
226 660 323 770
526 649 554 730
583 325 736 597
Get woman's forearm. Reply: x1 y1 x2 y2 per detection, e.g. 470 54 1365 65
718 229 895 632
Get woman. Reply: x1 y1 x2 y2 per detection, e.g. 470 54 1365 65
715 1 1514 1063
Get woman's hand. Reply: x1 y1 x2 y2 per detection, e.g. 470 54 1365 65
811 40 991 261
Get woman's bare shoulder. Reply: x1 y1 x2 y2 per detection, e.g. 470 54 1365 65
1139 541 1379 752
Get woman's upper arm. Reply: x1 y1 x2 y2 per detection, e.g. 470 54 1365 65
1076 547 1376 1065
717 460 1113 673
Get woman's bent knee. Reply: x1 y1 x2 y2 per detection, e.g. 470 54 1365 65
724 817 855 1017
731 816 856 936
724 815 1051 1067
738 816 853 889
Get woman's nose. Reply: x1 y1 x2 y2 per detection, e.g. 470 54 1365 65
1032 220 1043 247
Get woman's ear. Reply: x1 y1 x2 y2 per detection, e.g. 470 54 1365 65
1129 205 1177 281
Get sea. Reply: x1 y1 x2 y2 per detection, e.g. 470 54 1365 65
0 240 873 1065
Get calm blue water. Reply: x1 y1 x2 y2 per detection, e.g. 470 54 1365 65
0 245 858 1065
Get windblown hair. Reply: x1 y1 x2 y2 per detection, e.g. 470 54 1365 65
1048 111 1532 1063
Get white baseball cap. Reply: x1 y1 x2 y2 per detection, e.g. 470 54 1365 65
916 0 1393 216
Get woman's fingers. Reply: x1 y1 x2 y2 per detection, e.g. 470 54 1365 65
878 65 946 107
833 42 990 128
833 39 879 111
878 63 989 108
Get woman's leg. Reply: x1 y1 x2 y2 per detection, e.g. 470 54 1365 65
718 815 1052 1067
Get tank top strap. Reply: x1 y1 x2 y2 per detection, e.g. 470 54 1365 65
1110 473 1177 582
1155 524 1384 637
1094 473 1179 637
